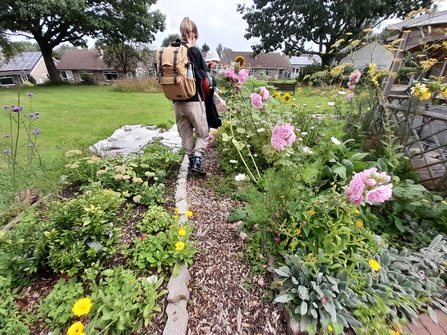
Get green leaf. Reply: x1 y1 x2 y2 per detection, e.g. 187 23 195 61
332 164 346 180
321 165 333 178
274 294 295 303
236 127 246 134
221 132 231 142
394 216 405 232
301 300 308 315
333 322 344 334
298 285 309 300
231 138 244 150
349 153 369 161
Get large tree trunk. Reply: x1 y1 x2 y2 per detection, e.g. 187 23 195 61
38 43 62 82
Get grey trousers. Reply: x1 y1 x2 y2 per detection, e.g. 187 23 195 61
174 101 209 157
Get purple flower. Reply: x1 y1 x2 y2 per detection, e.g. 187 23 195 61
26 92 34 97
250 93 264 109
35 112 40 115
3 149 11 154
3 105 8 109
365 184 393 203
11 106 23 113
29 113 35 118
29 143 34 147
2 134 10 138
239 232 248 240
346 93 354 101
32 127 41 135
418 270 425 278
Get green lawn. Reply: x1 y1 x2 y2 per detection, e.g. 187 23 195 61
1 85 175 157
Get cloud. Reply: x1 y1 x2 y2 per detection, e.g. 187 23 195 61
152 0 259 52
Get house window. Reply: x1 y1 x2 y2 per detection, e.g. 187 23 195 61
103 71 118 81
20 75 29 84
0 76 15 86
60 70 74 81
263 69 272 76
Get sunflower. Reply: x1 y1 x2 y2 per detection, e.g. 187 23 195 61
282 93 292 103
235 55 246 68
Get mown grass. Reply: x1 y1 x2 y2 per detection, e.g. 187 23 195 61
1 85 175 157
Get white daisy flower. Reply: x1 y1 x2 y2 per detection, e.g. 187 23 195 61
235 173 246 181
331 137 341 145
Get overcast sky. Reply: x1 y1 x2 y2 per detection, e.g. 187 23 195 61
151 0 259 52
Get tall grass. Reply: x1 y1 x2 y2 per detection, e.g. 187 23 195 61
111 77 164 93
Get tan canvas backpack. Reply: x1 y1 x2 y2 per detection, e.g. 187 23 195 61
155 43 196 100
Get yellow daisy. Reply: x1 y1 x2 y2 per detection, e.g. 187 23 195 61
368 259 381 272
185 210 193 218
175 241 185 251
178 226 187 236
67 321 85 335
282 93 292 103
72 298 93 317
356 221 364 227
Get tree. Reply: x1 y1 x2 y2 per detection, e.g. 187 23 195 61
102 41 140 77
237 0 433 66
0 1 165 81
53 44 83 60
162 34 181 47
216 43 232 59
201 43 210 52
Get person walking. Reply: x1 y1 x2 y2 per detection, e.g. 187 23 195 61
205 50 226 107
174 17 209 175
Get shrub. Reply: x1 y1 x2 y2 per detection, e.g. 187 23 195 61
111 77 163 93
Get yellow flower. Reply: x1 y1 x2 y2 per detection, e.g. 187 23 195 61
175 241 185 251
174 207 179 213
309 209 316 215
178 227 187 236
356 221 364 227
173 215 179 220
368 259 381 272
67 321 85 335
296 228 301 235
72 298 93 317
272 91 280 98
282 93 292 103
235 55 246 68
391 331 400 335
354 209 360 214
327 325 333 332
129 278 134 283
185 210 193 218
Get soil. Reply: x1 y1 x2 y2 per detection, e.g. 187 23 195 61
15 144 287 334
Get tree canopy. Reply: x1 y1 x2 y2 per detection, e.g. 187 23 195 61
237 0 434 65
0 0 165 81
161 34 181 47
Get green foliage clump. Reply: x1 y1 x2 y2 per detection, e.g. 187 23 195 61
137 205 173 234
79 72 96 85
38 277 85 332
44 187 126 275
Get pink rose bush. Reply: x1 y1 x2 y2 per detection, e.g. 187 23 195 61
271 123 296 151
345 168 393 205
259 86 270 101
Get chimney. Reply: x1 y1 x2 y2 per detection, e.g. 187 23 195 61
97 46 103 59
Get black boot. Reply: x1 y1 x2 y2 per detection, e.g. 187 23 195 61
188 156 195 170
190 156 206 175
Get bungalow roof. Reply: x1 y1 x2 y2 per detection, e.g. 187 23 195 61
57 49 113 71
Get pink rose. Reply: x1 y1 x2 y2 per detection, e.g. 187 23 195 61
274 237 281 243
271 137 285 151
365 179 376 187
365 184 393 203
240 232 248 240
250 93 264 109
348 82 355 91
259 86 270 101
349 70 361 84
225 66 238 80
238 69 249 84
346 93 354 101
345 173 365 204
258 278 265 287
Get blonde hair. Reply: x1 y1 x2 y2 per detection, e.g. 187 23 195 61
180 17 199 41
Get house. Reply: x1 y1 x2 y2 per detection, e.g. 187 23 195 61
338 41 394 71
221 51 291 79
0 51 52 87
289 54 322 78
57 48 128 83
382 9 447 97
